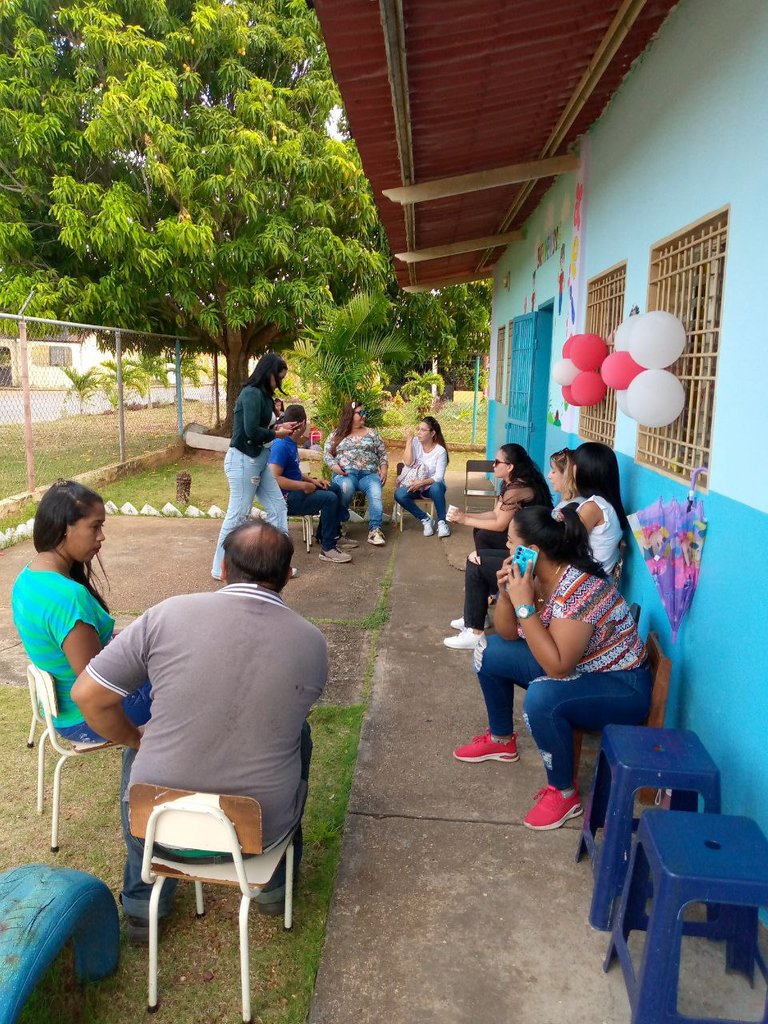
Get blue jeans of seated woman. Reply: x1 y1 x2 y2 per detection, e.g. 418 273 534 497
475 635 651 789
212 446 288 577
394 480 447 523
332 471 383 531
57 680 153 743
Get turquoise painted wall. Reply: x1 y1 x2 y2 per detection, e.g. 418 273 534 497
487 0 768 830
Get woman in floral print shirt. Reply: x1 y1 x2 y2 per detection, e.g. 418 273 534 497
324 400 388 546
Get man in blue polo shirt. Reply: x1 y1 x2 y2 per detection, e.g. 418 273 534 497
269 404 357 564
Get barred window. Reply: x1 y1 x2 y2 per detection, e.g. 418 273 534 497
49 345 73 367
636 209 728 489
494 325 506 402
579 262 626 445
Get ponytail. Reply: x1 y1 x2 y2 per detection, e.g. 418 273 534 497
514 503 606 578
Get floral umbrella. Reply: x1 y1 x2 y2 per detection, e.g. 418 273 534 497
627 468 708 642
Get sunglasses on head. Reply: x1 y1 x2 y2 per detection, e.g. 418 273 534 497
352 403 366 416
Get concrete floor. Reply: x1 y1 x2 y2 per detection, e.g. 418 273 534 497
1 475 765 1023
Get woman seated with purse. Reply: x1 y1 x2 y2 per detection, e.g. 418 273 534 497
394 416 450 538
452 504 650 831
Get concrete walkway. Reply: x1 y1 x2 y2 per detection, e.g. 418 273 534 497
309 470 766 1024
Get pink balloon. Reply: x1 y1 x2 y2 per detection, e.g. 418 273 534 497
569 333 609 372
562 384 580 407
600 350 644 390
570 371 607 407
562 336 574 358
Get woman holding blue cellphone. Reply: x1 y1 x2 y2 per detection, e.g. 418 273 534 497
453 504 650 831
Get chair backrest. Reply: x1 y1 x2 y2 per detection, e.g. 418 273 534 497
465 459 494 476
27 664 59 723
129 783 264 856
299 460 311 475
611 539 627 588
644 631 671 729
396 462 404 475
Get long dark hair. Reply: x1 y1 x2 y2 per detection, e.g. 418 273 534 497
33 480 109 610
244 352 288 396
421 416 449 464
573 442 628 529
514 504 606 578
330 399 364 457
499 443 553 510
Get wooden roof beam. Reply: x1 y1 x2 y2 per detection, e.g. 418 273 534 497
402 270 493 293
383 154 579 205
395 230 522 263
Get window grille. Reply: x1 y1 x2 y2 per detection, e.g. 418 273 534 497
636 210 728 488
494 325 506 400
49 345 73 367
505 319 514 404
579 262 626 445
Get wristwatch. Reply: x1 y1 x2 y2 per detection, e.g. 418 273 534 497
515 603 536 620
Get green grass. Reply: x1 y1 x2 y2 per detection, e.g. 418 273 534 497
0 400 216 502
1 691 364 1024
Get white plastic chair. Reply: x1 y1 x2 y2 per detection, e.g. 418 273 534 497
27 664 114 852
129 783 298 1021
392 462 435 532
26 669 46 749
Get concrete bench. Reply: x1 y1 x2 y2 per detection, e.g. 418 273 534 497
0 864 119 1023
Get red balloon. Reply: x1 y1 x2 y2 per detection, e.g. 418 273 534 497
569 333 608 372
600 350 643 390
562 336 574 358
570 371 607 407
562 384 580 407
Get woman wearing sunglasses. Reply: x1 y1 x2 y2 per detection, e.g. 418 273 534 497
323 400 389 546
444 443 552 649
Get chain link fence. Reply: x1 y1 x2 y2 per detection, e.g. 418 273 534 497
0 313 223 502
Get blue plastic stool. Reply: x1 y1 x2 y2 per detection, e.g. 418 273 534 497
605 809 768 1024
0 864 119 1023
576 725 721 930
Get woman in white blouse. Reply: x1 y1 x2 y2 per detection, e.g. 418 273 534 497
394 416 450 537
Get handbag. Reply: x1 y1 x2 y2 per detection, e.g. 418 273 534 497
397 461 429 488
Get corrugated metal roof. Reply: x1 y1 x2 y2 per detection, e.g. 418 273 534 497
314 0 677 290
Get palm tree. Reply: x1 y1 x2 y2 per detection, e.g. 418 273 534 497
400 369 445 417
62 366 102 414
131 353 170 408
293 292 411 432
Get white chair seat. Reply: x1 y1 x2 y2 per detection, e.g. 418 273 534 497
151 832 292 886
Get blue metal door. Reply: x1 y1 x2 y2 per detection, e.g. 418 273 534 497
505 313 536 449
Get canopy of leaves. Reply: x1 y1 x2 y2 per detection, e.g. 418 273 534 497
0 0 387 420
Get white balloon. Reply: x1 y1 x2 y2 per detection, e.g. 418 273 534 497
616 388 633 417
614 318 636 352
626 369 685 427
552 358 579 386
628 310 686 369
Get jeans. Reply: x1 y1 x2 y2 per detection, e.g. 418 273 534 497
212 446 288 577
286 484 344 552
119 721 314 920
394 481 447 523
57 681 153 743
332 471 383 531
473 527 507 551
463 549 507 630
475 636 651 789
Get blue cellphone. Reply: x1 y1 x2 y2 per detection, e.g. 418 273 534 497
512 545 538 576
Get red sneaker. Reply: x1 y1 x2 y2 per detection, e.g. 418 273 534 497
453 730 519 763
523 786 583 830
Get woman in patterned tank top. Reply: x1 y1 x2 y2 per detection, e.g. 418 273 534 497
452 504 650 831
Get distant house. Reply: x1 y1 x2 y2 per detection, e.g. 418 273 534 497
0 332 103 389
315 0 768 844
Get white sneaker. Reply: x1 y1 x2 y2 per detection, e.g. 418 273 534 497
422 516 435 537
367 528 386 546
437 520 451 538
443 628 483 650
450 614 491 631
